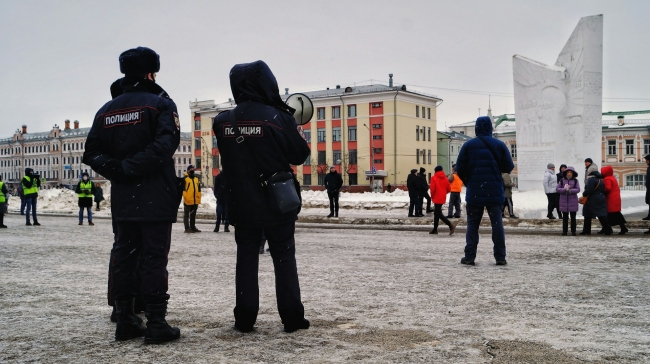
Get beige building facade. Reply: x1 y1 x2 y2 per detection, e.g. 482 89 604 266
189 82 442 191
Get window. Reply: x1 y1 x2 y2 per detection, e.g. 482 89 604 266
348 105 357 117
317 128 326 142
349 149 357 164
371 103 382 108
644 139 650 155
348 126 357 141
428 108 431 119
195 138 201 150
416 125 419 141
510 143 517 158
372 124 382 129
195 158 201 169
317 151 326 165
332 127 341 142
212 136 218 148
303 129 311 143
428 150 432 164
422 106 426 118
372 135 382 140
416 106 419 118
194 119 201 130
428 127 431 141
212 156 219 168
373 159 383 164
416 149 420 164
626 174 646 186
373 148 383 154
332 106 341 119
333 150 342 164
451 145 454 153
607 140 617 155
625 139 634 155
303 173 311 186
318 174 325 185
349 173 358 185
317 108 325 120
304 154 311 165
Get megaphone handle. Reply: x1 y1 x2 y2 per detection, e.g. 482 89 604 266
298 97 304 124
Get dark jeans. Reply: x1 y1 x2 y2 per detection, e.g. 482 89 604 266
216 203 228 229
546 193 560 218
503 197 514 216
234 221 305 327
25 195 37 223
96 201 101 210
183 204 198 230
79 206 92 222
448 192 461 217
408 196 421 216
433 203 451 230
20 197 26 214
328 191 339 215
110 222 172 304
422 193 432 212
464 203 506 261
562 212 577 234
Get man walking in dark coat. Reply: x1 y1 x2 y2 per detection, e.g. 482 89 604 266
418 167 434 213
212 60 311 333
407 169 423 217
324 166 343 217
213 170 230 232
456 116 514 265
83 47 181 343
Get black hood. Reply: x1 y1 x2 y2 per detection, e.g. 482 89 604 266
25 168 33 175
475 116 493 137
110 78 124 99
229 61 291 112
589 170 602 178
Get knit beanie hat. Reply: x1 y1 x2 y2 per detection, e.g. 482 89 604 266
585 158 593 164
419 167 426 173
547 163 555 169
434 166 443 172
645 154 650 161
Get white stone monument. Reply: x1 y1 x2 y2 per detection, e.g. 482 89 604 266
513 15 603 191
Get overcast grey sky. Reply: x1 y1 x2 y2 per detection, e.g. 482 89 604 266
1 0 649 135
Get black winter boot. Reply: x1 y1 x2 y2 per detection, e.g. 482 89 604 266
284 318 310 333
144 303 180 344
114 300 146 340
111 305 143 324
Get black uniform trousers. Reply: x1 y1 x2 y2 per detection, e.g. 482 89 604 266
109 222 172 304
234 221 304 327
421 193 432 212
433 203 451 230
328 191 339 215
184 204 198 230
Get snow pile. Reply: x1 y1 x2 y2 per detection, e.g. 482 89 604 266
300 190 411 210
38 188 80 211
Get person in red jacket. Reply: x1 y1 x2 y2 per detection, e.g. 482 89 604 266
429 166 457 235
601 166 628 235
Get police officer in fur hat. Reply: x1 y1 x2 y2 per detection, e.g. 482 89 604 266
83 47 181 343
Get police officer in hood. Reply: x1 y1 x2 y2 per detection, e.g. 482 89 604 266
212 60 311 333
83 47 181 343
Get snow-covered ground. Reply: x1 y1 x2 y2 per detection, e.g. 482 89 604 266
0 214 648 363
12 184 646 220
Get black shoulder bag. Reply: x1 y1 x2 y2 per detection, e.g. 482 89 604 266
229 109 301 214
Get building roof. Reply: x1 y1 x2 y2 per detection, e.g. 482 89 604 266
280 84 441 101
437 131 472 141
602 110 650 116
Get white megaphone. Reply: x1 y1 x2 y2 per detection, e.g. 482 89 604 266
285 93 313 125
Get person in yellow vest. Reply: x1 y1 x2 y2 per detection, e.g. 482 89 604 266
182 165 202 233
22 168 41 226
446 164 464 218
0 175 8 228
75 172 96 226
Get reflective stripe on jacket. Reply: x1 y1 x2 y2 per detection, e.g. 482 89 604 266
77 181 93 198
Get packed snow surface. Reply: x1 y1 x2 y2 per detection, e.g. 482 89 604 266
0 214 648 362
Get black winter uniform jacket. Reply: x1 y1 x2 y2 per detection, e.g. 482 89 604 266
324 172 343 194
83 77 181 222
212 61 310 228
213 172 227 203
406 174 419 198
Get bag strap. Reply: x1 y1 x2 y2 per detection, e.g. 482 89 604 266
476 136 502 172
229 108 265 186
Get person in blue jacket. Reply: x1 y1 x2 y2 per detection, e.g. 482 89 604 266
455 116 514 266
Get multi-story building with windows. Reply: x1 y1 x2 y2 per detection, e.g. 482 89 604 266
449 110 650 189
0 120 192 189
189 79 442 191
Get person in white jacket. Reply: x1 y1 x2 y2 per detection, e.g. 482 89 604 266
543 163 560 219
